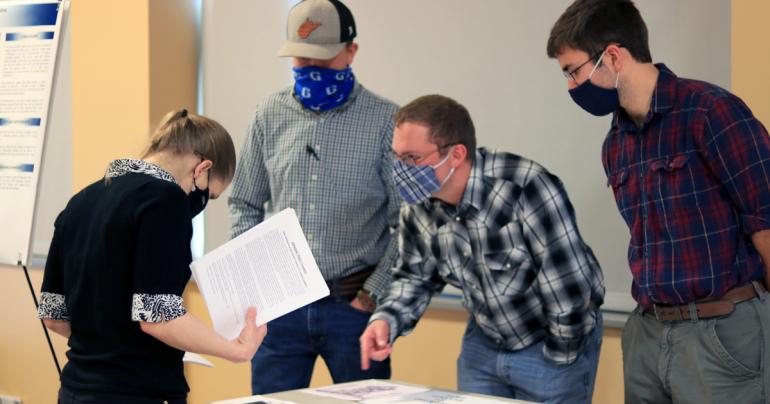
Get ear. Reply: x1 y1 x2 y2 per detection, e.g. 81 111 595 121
194 159 213 177
346 42 359 65
604 43 624 74
449 144 468 167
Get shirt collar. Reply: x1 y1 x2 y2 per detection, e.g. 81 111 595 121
105 159 177 184
613 63 677 131
459 149 486 213
649 63 677 114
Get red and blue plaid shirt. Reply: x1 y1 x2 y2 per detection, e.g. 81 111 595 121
603 64 770 308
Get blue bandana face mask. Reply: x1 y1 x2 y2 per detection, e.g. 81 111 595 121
393 151 455 205
568 48 620 116
293 65 355 112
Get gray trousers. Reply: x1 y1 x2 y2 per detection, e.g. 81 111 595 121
622 284 770 404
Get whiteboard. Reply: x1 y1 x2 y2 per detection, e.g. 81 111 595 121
201 0 731 313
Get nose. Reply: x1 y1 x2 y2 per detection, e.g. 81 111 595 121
567 78 578 90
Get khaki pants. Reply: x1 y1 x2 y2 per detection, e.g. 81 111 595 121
622 285 770 404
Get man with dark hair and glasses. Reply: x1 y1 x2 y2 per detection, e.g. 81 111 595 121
359 94 605 403
547 1 770 403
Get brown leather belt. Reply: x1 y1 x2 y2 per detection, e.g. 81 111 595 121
326 267 375 300
647 282 766 322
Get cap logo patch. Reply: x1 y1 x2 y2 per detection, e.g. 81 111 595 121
298 18 322 39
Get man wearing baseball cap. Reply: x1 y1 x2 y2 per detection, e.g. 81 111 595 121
229 0 400 394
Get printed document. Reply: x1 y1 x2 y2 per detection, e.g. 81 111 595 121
304 380 428 401
191 208 329 339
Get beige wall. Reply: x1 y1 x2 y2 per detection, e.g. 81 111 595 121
70 0 151 191
0 267 69 403
148 0 198 127
2 1 769 403
732 0 770 124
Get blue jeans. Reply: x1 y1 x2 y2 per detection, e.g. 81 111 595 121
251 296 391 394
457 312 602 404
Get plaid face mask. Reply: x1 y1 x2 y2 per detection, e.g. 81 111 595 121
392 151 454 205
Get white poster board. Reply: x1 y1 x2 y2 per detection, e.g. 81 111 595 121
0 0 67 266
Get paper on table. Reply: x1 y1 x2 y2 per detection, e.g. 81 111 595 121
303 380 428 401
190 208 329 339
210 395 297 404
362 390 521 403
182 352 214 368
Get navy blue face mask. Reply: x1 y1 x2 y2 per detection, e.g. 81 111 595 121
568 49 620 116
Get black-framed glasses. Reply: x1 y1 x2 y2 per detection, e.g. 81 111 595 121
562 48 605 84
393 143 457 167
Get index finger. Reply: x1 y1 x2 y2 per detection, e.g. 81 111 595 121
360 332 374 370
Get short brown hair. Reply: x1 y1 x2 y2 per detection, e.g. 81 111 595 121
546 0 652 63
394 95 476 160
142 109 236 182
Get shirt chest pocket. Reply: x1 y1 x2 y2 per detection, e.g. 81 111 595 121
650 154 689 173
608 169 628 189
648 153 695 226
437 226 472 275
484 247 530 272
481 225 533 296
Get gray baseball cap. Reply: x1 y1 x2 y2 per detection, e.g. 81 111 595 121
278 0 357 60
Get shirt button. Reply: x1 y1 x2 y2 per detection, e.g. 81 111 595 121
315 144 321 150
309 203 315 210
505 263 511 268
455 217 461 222
308 234 314 241
463 251 469 257
311 174 318 181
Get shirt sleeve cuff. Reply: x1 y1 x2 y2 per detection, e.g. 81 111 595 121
369 311 400 343
741 213 770 235
131 293 186 323
37 292 70 320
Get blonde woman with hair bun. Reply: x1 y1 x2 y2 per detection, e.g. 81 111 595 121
38 109 267 404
